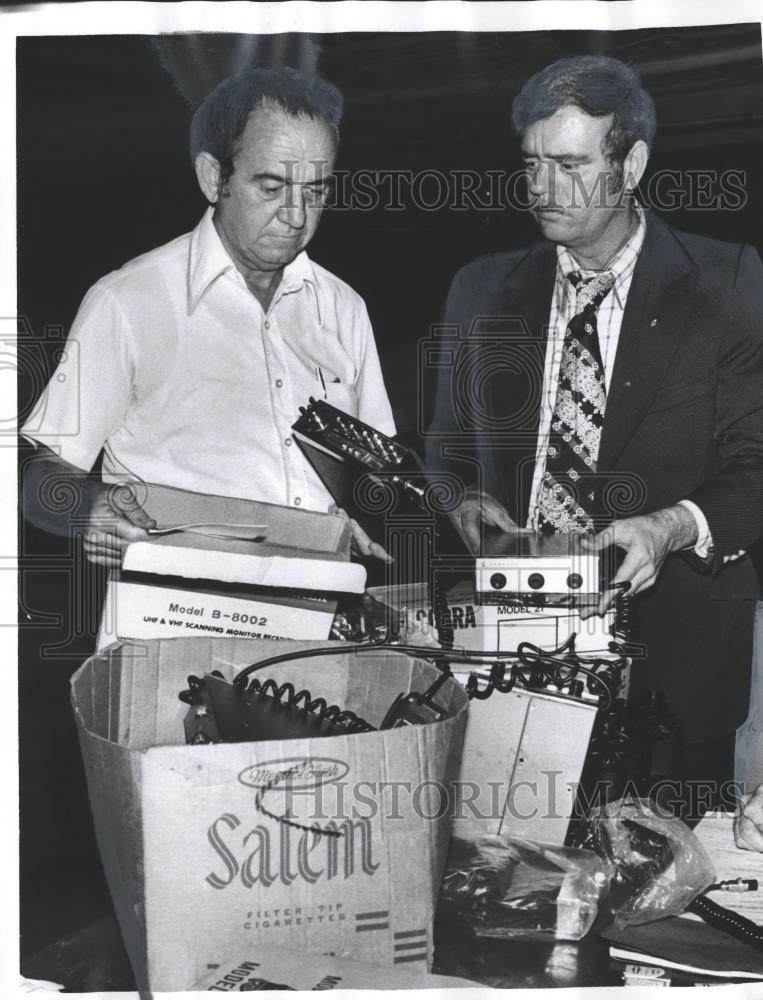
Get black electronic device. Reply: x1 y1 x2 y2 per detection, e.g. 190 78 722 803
380 670 450 728
291 398 470 571
179 667 452 745
179 671 375 745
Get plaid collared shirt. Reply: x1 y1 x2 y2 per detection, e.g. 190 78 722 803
527 205 646 529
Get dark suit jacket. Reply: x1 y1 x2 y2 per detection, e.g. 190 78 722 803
427 211 763 741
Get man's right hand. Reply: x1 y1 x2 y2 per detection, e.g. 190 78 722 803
734 785 763 852
454 490 531 553
84 484 156 568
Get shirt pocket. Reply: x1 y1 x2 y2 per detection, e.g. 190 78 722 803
324 381 359 418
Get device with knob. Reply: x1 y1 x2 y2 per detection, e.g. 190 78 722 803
291 398 471 582
475 534 604 606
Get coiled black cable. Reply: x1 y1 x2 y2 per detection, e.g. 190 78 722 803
462 635 625 709
241 676 374 734
614 589 632 642
233 636 626 709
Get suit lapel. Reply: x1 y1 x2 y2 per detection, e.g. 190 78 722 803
496 242 557 523
499 241 558 346
598 213 701 470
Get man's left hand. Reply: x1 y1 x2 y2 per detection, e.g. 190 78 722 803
583 505 698 613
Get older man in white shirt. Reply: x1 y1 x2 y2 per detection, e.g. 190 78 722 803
22 67 394 565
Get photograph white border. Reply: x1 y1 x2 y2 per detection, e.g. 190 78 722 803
3 3 762 999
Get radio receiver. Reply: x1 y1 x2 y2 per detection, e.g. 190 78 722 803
476 533 606 607
292 398 470 575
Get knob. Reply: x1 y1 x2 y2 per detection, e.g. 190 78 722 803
490 573 507 590
527 572 545 590
567 572 584 590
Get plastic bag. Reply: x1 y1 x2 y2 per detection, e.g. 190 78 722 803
439 834 613 940
572 797 716 928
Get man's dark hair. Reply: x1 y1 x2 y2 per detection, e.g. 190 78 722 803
189 67 344 186
511 55 657 164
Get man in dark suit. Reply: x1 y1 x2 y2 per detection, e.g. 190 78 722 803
426 55 763 800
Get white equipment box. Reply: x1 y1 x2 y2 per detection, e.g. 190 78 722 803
476 533 602 603
450 674 599 845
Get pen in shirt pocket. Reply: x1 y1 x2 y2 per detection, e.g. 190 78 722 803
315 367 342 397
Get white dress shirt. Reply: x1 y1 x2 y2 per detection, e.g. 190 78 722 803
526 207 714 555
22 208 395 511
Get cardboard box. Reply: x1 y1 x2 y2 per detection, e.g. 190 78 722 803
98 483 359 647
191 943 481 991
70 637 468 992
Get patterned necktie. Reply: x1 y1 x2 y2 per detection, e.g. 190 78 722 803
537 269 616 536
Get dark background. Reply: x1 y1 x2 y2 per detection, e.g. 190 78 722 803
17 26 763 960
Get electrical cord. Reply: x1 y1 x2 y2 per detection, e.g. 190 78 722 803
688 893 763 953
254 765 343 839
462 636 624 709
232 635 626 708
240 676 375 734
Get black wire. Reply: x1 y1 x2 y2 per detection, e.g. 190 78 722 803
516 638 623 709
254 765 343 838
243 677 374 733
233 638 389 686
232 637 625 709
233 638 623 682
688 894 763 953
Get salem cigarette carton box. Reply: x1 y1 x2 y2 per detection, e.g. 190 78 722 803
98 483 359 648
71 637 468 992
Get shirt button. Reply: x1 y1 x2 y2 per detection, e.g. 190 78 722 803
275 378 283 388
285 437 292 447
264 320 271 330
294 497 302 506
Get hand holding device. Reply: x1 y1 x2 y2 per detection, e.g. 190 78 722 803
453 489 532 553
582 505 699 613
